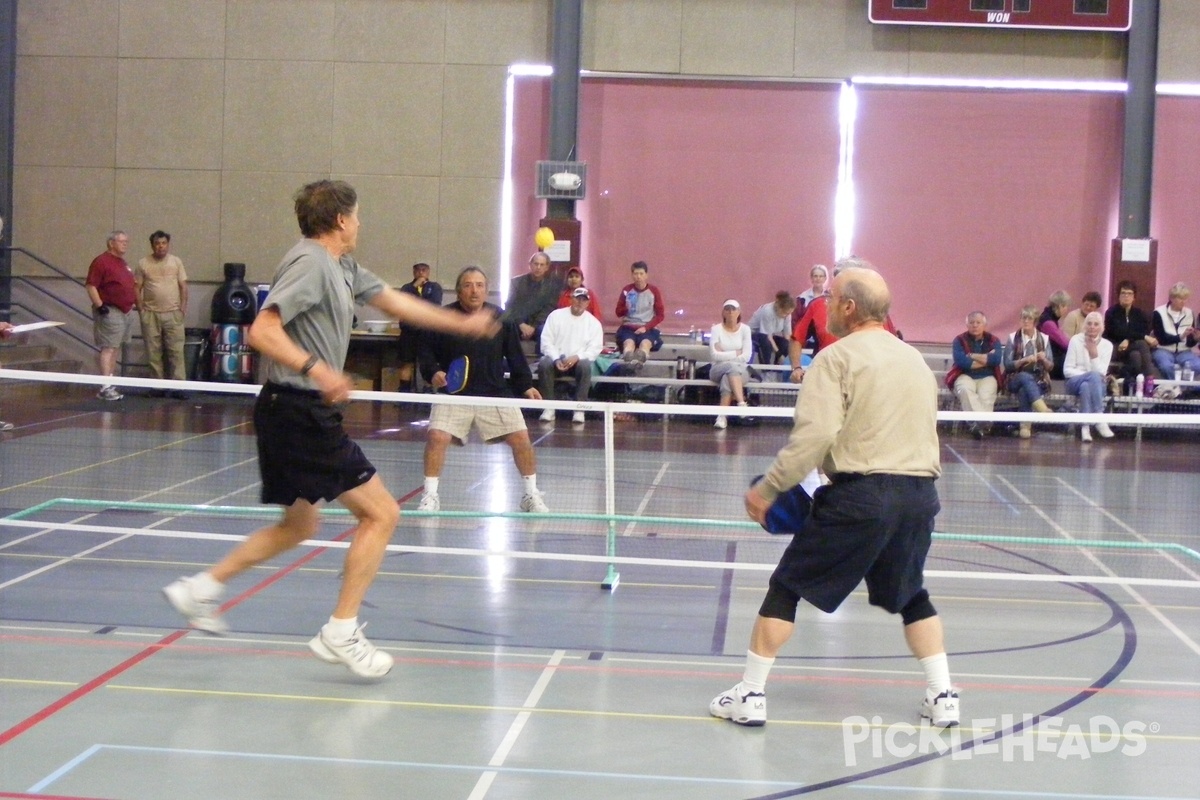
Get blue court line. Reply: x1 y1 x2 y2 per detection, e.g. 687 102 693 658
849 786 1194 800
944 445 1020 516
29 743 804 791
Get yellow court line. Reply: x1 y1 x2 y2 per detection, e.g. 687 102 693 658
0 422 253 495
97 684 1200 741
0 677 79 687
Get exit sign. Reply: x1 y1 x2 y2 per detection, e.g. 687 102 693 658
869 1 1132 31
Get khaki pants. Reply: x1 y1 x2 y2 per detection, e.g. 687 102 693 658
954 374 997 414
140 309 186 381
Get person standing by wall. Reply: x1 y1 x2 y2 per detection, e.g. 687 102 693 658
135 230 189 397
86 231 138 401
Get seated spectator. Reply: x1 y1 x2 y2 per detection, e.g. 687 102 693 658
615 260 665 367
1004 305 1055 439
1104 280 1160 384
538 287 603 426
748 290 795 365
555 266 602 320
709 299 752 430
1061 290 1102 339
397 261 444 387
1151 282 1200 381
792 264 828 327
949 311 1003 439
504 251 564 348
1064 311 1115 442
1037 290 1072 380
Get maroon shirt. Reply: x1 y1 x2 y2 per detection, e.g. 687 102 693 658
86 252 136 313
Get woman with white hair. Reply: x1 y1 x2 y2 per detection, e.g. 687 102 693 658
1151 282 1200 379
709 299 752 430
1063 311 1115 442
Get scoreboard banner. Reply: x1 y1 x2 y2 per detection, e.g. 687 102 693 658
869 1 1132 31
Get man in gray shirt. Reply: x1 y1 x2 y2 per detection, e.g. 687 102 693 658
710 266 957 729
163 180 495 678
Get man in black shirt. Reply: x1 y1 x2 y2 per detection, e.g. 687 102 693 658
416 266 549 513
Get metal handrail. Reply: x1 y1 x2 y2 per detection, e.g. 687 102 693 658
2 246 84 285
6 301 97 354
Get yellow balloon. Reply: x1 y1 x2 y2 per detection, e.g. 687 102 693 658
534 227 555 250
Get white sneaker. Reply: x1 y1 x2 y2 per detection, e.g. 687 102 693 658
710 682 767 726
98 385 123 401
539 408 555 422
1096 422 1115 439
1080 425 1093 443
417 492 440 512
714 415 727 430
520 491 549 513
921 690 960 728
0 421 13 432
308 623 394 678
572 411 585 424
162 576 229 635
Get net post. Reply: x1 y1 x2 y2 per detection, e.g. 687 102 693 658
601 403 619 591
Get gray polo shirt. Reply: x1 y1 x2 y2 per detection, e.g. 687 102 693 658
261 239 385 390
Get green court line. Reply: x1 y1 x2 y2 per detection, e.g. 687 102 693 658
8 498 1199 564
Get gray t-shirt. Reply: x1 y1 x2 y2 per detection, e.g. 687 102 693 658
261 239 386 390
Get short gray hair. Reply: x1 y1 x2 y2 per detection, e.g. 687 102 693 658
833 255 875 277
106 230 128 245
1020 305 1039 321
839 267 890 323
1169 282 1191 300
966 311 986 324
1048 290 1071 308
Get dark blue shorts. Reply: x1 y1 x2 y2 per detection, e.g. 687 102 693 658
254 383 377 506
770 474 939 614
615 325 662 352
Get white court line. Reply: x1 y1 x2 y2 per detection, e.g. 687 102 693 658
623 462 670 536
466 649 566 800
0 457 258 590
996 474 1200 658
1054 476 1200 582
2 517 1198 586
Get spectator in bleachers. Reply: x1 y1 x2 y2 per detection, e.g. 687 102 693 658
504 251 564 349
1060 290 1102 339
555 266 602 320
792 264 828 326
1064 311 1115 442
1104 280 1161 384
1005 305 1055 439
949 311 1003 439
709 299 753 430
538 287 603 426
748 290 795 365
788 257 897 384
1037 290 1072 380
1150 282 1200 381
615 260 665 367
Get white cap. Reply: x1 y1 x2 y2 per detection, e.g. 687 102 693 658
722 299 739 309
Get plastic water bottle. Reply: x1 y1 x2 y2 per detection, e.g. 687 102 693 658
1135 373 1144 397
1143 374 1155 398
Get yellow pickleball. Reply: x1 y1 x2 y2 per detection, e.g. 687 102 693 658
534 227 555 250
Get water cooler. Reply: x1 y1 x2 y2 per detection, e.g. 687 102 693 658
210 262 258 383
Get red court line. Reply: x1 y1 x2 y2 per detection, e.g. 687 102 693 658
0 525 359 748
0 793 115 799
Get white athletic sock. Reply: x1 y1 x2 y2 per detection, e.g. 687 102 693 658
522 474 539 494
191 571 224 599
919 653 952 697
424 477 439 495
324 616 359 642
741 650 775 693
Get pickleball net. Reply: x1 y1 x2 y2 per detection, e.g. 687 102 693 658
1 368 1197 591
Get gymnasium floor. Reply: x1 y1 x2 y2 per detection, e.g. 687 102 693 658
0 387 1197 799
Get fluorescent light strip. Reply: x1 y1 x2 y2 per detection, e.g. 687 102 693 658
500 65 554 305
855 76 1200 97
834 81 858 261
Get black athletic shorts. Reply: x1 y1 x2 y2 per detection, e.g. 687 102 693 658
254 382 377 506
769 473 939 614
